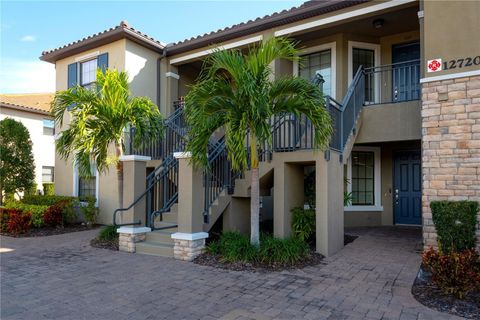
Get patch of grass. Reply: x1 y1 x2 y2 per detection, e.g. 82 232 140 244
206 232 309 265
97 225 118 241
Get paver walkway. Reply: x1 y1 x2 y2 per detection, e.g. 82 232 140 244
0 227 461 320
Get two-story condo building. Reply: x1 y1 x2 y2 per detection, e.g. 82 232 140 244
41 0 480 259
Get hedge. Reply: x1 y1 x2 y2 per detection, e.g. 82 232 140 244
4 202 49 228
430 200 479 252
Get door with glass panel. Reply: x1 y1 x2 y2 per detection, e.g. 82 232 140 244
392 42 420 102
277 49 332 149
352 48 375 104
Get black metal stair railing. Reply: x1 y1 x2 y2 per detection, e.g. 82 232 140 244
113 103 188 227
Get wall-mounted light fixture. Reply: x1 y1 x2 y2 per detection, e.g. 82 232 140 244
373 19 384 29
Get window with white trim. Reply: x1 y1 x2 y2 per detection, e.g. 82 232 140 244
80 59 97 90
74 162 97 199
42 166 54 183
345 147 382 211
43 119 54 135
299 49 332 96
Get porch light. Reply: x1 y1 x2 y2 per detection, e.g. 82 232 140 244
373 19 384 29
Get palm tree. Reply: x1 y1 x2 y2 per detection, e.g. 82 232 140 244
52 69 163 209
184 38 333 246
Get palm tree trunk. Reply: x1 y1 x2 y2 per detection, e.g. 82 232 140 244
250 134 260 246
115 144 124 210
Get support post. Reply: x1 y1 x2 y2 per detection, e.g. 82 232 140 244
316 152 344 257
171 152 208 261
116 155 151 253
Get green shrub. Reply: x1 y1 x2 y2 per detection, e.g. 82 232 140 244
258 235 308 265
4 202 49 228
97 225 118 241
25 183 38 196
207 232 310 265
81 196 98 225
42 183 55 196
22 195 76 206
422 247 480 299
62 199 79 225
291 207 315 242
207 232 258 262
430 201 478 252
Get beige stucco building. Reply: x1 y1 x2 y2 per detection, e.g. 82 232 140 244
0 94 56 195
41 0 480 259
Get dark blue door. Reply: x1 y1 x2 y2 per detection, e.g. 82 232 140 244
392 42 420 102
394 150 422 225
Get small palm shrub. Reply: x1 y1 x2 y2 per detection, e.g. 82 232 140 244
291 207 315 242
422 247 480 299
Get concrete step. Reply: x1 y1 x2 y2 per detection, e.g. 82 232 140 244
145 230 175 244
161 211 178 223
152 221 178 230
136 242 174 257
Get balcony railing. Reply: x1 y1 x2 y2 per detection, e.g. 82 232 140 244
363 59 420 104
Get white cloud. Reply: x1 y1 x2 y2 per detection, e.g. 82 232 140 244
0 58 55 93
20 35 36 42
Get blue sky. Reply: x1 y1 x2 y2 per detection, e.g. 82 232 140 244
0 0 303 93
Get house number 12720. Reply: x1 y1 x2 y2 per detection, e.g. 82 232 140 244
443 56 480 70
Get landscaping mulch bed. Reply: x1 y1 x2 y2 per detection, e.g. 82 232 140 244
344 234 358 245
90 238 119 251
0 224 100 238
194 250 324 272
412 266 480 320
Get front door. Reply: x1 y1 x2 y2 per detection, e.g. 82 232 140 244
393 150 421 225
392 42 420 102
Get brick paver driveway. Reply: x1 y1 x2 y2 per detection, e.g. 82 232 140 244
1 227 460 320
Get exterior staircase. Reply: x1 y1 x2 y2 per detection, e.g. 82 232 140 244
118 66 369 258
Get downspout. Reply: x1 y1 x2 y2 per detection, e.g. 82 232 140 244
157 46 168 110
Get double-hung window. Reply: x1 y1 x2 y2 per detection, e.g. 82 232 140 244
42 166 54 183
80 59 97 90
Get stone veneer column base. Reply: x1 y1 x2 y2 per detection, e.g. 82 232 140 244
421 75 480 250
117 227 151 253
171 232 208 261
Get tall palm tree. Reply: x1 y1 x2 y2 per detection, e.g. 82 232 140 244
185 38 333 246
52 69 163 209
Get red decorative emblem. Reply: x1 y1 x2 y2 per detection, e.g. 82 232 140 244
427 59 442 73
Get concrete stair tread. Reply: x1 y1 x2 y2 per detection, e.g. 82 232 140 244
136 241 174 257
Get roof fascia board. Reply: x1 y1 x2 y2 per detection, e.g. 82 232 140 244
169 35 263 65
0 103 52 116
275 0 417 36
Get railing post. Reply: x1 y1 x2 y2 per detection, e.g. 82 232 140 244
171 152 208 261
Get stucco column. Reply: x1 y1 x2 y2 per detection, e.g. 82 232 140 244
273 162 304 238
171 152 208 261
316 152 344 257
118 155 150 226
116 155 151 253
159 60 179 116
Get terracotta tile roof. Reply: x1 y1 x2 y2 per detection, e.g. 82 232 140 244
166 0 369 55
40 21 166 63
0 93 54 116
